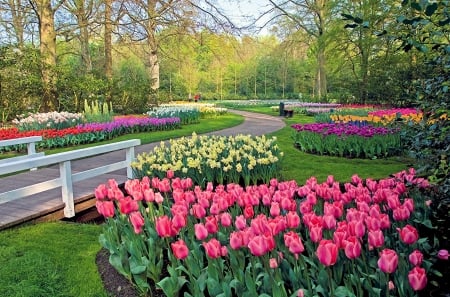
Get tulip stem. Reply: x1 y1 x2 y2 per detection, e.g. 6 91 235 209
328 267 334 297
299 255 312 294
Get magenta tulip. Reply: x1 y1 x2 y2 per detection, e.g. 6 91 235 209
398 225 419 245
129 211 145 234
409 250 424 266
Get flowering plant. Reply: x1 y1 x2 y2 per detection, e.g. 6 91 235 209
291 123 401 158
96 168 437 297
12 111 84 131
132 133 283 187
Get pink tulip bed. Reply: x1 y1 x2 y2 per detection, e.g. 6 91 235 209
95 168 445 297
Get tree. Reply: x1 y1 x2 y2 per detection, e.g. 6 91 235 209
29 0 65 111
268 0 335 100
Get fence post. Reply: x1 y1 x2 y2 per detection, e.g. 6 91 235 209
126 146 135 179
60 161 75 217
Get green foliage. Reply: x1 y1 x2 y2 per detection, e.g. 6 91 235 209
0 46 42 122
113 57 152 114
83 99 113 123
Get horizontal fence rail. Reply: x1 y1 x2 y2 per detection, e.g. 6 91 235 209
0 139 141 217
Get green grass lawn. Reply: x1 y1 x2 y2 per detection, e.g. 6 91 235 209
0 108 412 296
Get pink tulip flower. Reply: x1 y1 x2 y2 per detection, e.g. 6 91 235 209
96 200 115 218
203 238 222 259
171 239 189 260
398 225 419 245
408 267 427 291
316 239 338 266
409 250 424 266
378 249 398 273
194 223 208 241
437 249 449 260
129 211 145 234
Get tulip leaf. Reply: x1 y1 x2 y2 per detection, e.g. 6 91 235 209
317 269 329 292
109 253 129 276
206 278 223 296
334 286 356 297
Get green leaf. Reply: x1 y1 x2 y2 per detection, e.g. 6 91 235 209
334 286 356 297
129 256 146 274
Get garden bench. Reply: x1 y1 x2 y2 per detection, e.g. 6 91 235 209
0 139 141 218
283 109 294 117
0 136 44 170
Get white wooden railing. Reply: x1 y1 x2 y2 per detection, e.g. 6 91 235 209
0 139 141 218
0 136 44 170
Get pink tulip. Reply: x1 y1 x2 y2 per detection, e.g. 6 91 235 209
343 236 361 259
244 205 254 219
118 196 139 214
203 238 222 259
95 184 108 200
316 239 338 266
408 267 427 291
194 223 208 240
155 215 173 238
220 212 233 227
171 213 186 230
205 216 219 234
235 215 247 230
322 214 336 230
398 225 419 245
143 188 155 202
378 249 398 273
286 211 301 229
309 225 323 243
409 250 424 266
154 192 164 204
129 211 145 234
437 249 449 260
269 258 278 268
270 202 281 217
388 281 395 290
190 203 206 219
393 205 410 221
166 169 174 179
368 230 385 249
348 220 366 238
96 200 115 218
230 231 244 250
158 178 171 193
297 289 305 297
171 239 189 260
248 235 269 256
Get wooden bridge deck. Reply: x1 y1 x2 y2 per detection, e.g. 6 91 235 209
0 110 285 230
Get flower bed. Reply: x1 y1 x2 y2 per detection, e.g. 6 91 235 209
331 108 423 126
0 116 180 152
132 133 283 187
291 123 401 158
95 168 437 297
12 111 84 131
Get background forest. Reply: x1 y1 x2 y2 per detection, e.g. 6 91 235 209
0 0 448 118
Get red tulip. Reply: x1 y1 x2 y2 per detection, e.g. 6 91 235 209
378 249 398 273
129 211 145 234
316 239 338 266
409 250 424 266
408 267 427 291
171 239 189 260
398 225 419 245
244 205 254 219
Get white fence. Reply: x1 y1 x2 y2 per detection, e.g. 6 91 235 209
0 136 44 170
0 139 141 217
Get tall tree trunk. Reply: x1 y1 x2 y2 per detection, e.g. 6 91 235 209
32 0 58 112
75 3 92 73
104 0 112 103
147 1 159 91
9 0 25 47
315 0 327 101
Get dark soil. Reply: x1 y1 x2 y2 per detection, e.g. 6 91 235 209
96 248 142 297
